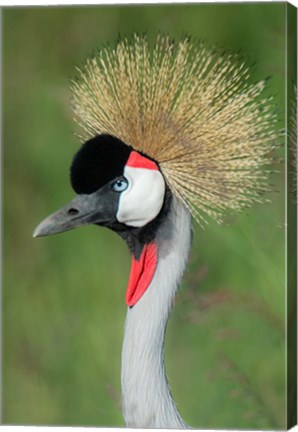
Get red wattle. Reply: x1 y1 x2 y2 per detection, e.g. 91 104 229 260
126 242 158 307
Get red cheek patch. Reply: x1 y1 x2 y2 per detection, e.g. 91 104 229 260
126 242 158 307
126 151 159 171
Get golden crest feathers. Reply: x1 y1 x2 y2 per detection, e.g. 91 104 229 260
71 34 279 225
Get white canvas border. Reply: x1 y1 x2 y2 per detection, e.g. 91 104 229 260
0 0 297 7
0 1 296 432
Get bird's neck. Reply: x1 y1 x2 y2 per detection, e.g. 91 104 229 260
121 197 192 428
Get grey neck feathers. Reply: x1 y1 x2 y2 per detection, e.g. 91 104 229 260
121 197 192 428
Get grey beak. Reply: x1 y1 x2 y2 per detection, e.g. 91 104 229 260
33 193 103 238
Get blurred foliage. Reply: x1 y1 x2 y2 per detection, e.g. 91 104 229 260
2 4 286 429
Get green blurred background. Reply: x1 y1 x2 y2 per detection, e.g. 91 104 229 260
3 3 287 429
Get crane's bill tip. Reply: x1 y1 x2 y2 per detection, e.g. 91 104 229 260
32 213 65 238
32 229 39 238
33 222 48 238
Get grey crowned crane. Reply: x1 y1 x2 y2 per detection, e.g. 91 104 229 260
33 35 278 429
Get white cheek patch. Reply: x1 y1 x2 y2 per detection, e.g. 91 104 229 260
117 166 165 227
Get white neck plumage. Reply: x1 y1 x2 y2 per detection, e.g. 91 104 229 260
121 197 192 429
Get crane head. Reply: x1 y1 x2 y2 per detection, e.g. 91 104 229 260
33 134 167 238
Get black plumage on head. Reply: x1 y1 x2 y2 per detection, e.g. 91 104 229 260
70 134 132 194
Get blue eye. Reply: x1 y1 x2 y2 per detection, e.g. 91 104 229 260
112 178 129 192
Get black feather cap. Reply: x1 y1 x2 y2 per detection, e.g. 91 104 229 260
70 134 132 194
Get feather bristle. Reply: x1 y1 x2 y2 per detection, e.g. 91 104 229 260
71 34 279 225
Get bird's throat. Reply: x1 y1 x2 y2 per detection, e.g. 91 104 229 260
121 197 192 428
126 242 158 307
